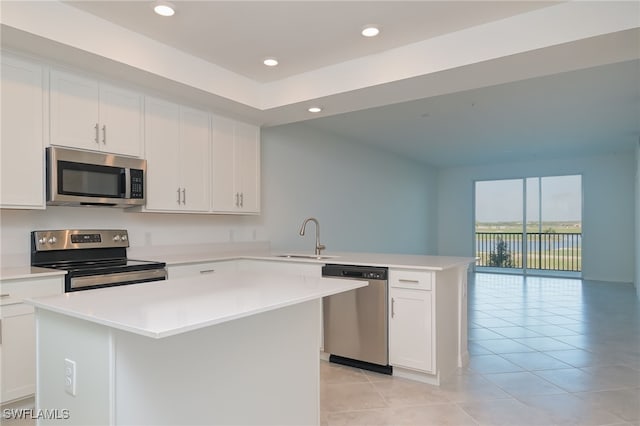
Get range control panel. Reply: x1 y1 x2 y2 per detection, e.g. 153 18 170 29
32 230 129 251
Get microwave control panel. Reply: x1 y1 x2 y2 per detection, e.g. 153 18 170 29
130 169 144 199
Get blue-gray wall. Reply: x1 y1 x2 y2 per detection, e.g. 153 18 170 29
260 123 437 255
437 152 636 283
635 140 640 295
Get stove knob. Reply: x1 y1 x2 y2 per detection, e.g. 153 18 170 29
38 237 47 245
121 235 128 242
48 237 57 244
113 235 121 242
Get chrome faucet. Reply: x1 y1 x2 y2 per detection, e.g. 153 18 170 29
299 217 326 256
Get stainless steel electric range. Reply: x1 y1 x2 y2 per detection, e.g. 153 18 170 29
31 229 167 292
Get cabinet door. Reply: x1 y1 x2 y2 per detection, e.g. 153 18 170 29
99 83 143 157
144 97 181 211
0 55 45 209
389 287 433 373
235 123 260 213
211 115 237 212
50 69 100 150
0 308 36 403
179 107 210 212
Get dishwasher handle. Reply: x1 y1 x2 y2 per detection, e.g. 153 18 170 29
341 270 366 278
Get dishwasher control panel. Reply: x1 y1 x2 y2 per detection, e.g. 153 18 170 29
322 264 388 280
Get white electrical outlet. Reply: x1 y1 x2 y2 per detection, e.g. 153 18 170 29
64 358 76 396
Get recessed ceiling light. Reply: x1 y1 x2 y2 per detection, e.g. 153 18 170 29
263 58 279 67
361 26 380 37
153 1 175 17
308 107 322 113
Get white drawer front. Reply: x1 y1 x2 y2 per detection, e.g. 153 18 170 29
389 270 433 290
168 261 237 279
0 277 64 302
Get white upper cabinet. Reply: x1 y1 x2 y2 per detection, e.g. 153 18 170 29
0 54 46 209
144 97 180 211
98 83 144 156
211 115 260 214
144 97 210 213
50 69 142 157
179 106 211 212
235 122 260 213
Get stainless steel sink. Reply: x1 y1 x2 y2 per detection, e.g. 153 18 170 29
275 254 339 260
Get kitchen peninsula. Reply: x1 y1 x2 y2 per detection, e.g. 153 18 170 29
144 248 476 385
27 271 365 426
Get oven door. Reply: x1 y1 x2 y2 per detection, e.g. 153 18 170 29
67 268 167 292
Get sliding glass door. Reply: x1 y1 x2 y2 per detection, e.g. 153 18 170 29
475 175 582 276
475 179 524 271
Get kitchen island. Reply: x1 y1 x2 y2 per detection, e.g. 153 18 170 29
27 271 365 426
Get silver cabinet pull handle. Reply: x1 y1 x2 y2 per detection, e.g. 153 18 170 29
199 269 215 274
391 297 395 318
177 188 181 204
94 123 99 144
0 294 10 298
182 188 186 205
102 125 107 144
240 192 244 208
235 193 239 207
399 279 420 284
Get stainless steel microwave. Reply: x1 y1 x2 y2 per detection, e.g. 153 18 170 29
46 147 146 207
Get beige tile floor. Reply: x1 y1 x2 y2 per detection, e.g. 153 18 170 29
321 273 640 426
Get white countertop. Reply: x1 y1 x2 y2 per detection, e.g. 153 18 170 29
258 252 476 271
146 249 475 271
1 245 475 281
0 266 66 281
26 271 365 339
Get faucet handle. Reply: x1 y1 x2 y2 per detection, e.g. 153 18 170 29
317 244 326 254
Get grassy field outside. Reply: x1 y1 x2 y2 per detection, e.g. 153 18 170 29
476 221 582 234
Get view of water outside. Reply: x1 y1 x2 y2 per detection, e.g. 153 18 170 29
475 175 582 272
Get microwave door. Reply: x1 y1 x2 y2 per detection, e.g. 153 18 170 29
58 161 123 196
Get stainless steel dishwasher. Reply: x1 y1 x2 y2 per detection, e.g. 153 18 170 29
322 264 391 374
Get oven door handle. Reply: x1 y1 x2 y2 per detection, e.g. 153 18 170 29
69 269 167 290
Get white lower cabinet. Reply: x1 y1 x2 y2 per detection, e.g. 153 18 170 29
0 276 64 404
168 260 237 280
389 287 434 373
388 269 434 374
388 268 462 384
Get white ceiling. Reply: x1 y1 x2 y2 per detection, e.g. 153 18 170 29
64 1 560 82
3 1 639 167
302 59 640 166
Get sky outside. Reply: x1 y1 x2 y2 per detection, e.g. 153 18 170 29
475 175 582 223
